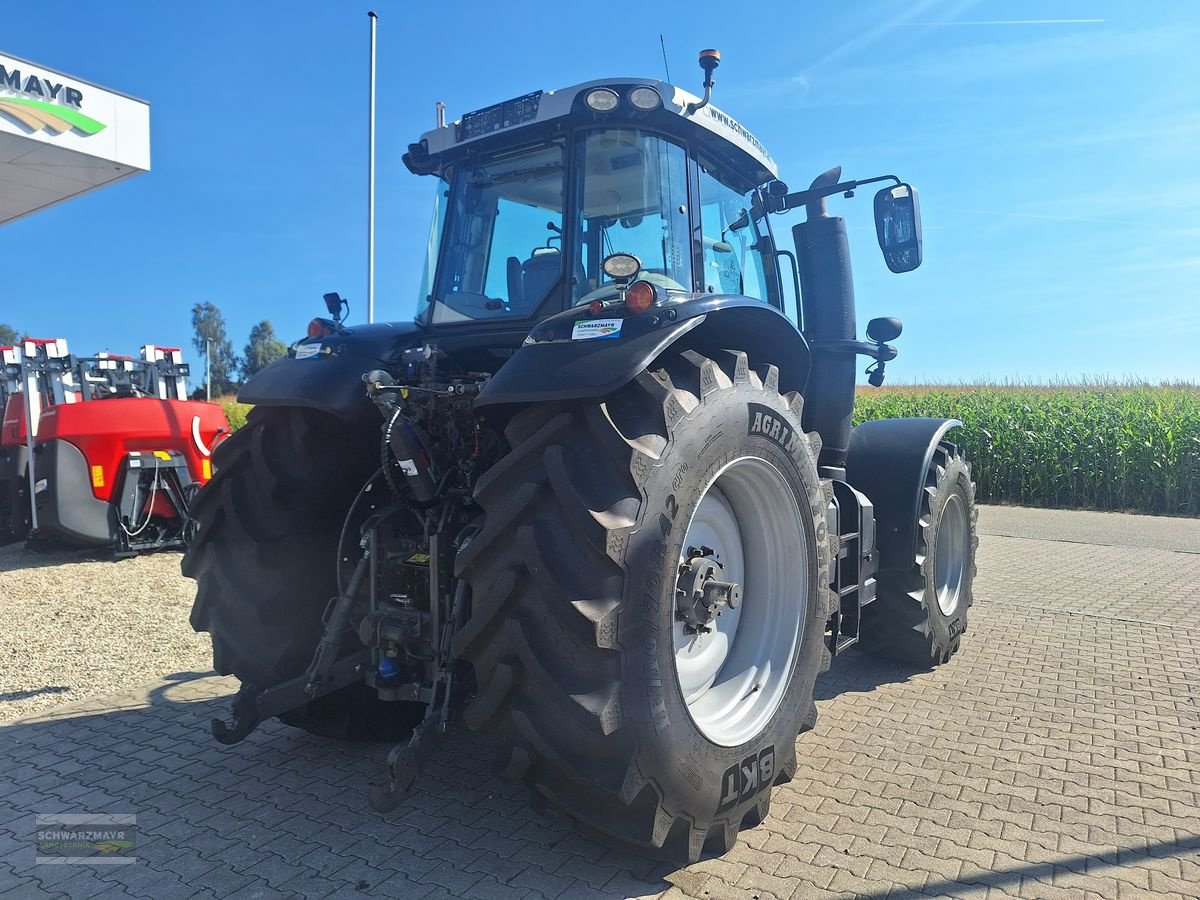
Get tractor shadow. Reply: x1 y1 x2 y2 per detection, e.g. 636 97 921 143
0 673 678 897
813 646 925 701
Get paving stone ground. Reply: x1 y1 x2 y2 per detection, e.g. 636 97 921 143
1 506 1197 899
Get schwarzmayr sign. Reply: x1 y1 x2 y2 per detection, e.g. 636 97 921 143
0 62 105 135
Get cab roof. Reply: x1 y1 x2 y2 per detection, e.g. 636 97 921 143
412 77 778 185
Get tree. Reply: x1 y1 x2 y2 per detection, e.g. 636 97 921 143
190 302 239 396
0 323 18 345
242 320 287 380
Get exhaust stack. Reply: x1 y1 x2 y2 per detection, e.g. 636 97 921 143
792 166 857 471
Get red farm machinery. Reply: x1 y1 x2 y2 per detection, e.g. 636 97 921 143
0 338 229 557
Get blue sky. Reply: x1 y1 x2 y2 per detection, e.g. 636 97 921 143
2 0 1197 383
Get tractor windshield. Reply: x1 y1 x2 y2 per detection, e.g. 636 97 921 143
417 128 695 323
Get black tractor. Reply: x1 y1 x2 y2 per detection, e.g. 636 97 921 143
183 52 978 862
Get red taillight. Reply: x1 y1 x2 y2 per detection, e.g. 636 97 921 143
588 301 604 316
625 280 656 314
307 319 335 339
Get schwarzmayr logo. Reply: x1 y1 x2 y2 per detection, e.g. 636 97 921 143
0 63 105 136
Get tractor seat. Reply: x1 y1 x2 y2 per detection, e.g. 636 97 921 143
507 248 563 313
522 248 562 309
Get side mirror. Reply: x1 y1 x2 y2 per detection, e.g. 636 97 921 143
866 316 902 343
874 184 922 273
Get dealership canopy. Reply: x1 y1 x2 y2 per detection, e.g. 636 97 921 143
0 51 149 225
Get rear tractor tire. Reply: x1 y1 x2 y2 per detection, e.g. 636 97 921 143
454 350 835 862
860 442 977 666
182 406 422 741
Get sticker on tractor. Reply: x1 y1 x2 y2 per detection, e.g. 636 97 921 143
571 318 623 341
294 343 321 359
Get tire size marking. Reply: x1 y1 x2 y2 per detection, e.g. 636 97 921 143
747 403 803 458
716 746 775 814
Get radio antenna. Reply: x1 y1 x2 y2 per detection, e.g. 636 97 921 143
659 34 672 83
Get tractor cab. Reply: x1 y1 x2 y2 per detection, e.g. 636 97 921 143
402 58 788 328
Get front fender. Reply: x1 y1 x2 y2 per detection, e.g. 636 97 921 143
845 417 962 569
475 297 811 410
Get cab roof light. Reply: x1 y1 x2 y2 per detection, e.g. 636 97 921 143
585 88 620 112
628 86 662 110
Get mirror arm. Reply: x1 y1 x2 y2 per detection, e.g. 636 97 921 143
809 339 897 363
769 174 901 215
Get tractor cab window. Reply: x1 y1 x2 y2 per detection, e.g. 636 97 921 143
698 162 769 302
421 142 565 324
572 130 692 306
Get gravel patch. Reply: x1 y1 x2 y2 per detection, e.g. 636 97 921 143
0 543 211 722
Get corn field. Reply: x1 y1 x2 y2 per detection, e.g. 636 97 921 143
855 384 1200 517
220 384 1200 517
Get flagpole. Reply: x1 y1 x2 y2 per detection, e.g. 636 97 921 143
367 10 378 324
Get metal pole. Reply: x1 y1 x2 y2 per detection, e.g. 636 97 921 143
367 10 378 324
21 347 39 532
205 338 211 402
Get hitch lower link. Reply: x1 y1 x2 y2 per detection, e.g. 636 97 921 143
210 552 374 745
675 546 742 634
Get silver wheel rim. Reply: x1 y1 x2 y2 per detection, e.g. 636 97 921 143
672 457 807 747
934 492 968 616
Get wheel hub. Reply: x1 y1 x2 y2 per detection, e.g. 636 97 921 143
676 547 743 634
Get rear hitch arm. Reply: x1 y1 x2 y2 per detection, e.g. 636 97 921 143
209 651 370 745
210 551 375 745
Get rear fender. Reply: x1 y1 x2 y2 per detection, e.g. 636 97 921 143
239 322 421 423
845 417 962 570
240 353 383 423
474 298 811 410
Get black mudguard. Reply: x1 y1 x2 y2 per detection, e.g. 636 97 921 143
476 298 811 410
239 321 424 423
34 439 113 546
240 352 385 423
845 417 962 570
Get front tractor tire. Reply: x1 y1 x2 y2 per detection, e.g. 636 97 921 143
182 406 414 740
860 443 978 666
454 351 834 861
